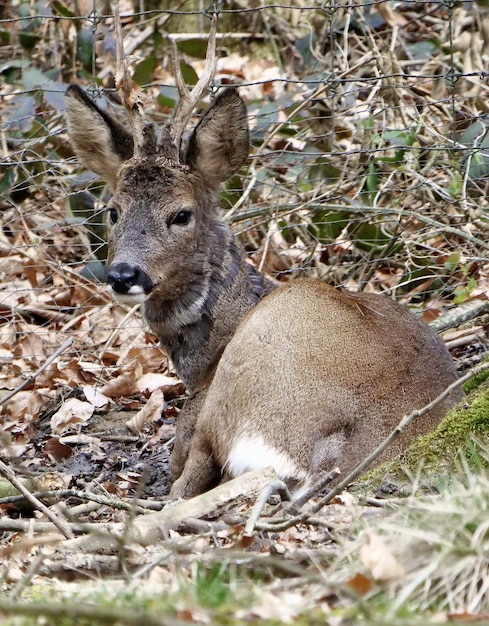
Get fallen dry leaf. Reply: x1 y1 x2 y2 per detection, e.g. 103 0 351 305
346 572 373 596
2 390 46 425
359 531 405 583
136 373 181 393
101 371 138 398
126 388 164 433
50 398 94 434
448 611 489 622
43 437 73 462
82 384 111 408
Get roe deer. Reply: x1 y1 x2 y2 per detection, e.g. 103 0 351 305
65 50 463 499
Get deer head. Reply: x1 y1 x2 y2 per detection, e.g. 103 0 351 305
65 84 249 305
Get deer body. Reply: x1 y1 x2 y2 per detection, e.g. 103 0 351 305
65 84 463 499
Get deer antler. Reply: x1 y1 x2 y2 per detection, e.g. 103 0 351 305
113 0 146 158
170 13 218 156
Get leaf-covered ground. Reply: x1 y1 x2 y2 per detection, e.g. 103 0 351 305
2 1 489 624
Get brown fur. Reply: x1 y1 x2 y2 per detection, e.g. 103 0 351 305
65 85 463 499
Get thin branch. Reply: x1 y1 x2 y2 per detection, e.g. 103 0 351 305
0 337 73 408
430 299 489 333
289 467 341 512
0 460 74 539
0 599 188 626
8 550 46 600
0 518 110 535
244 479 291 535
0 488 156 513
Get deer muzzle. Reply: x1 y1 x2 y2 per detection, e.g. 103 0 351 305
106 262 154 304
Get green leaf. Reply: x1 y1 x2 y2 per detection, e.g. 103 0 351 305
77 28 94 72
41 82 66 110
22 67 49 89
308 157 341 185
347 221 392 252
80 260 108 282
51 0 75 17
459 120 486 147
250 102 279 141
179 60 198 86
454 278 477 304
308 209 349 243
19 32 41 51
468 152 489 179
177 39 208 59
5 95 36 132
0 168 13 196
157 85 177 109
295 33 318 68
133 55 157 87
0 60 29 74
10 177 31 204
366 163 379 193
444 252 461 272
383 129 416 147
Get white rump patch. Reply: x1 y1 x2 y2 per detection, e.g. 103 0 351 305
108 285 149 305
226 435 307 483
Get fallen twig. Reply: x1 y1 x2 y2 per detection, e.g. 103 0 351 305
290 467 341 512
0 337 74 408
0 488 161 513
0 518 110 535
0 460 73 539
61 467 278 552
8 550 46 600
244 479 291 535
432 299 489 332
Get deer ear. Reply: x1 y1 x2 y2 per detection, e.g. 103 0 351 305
65 85 134 191
185 89 249 188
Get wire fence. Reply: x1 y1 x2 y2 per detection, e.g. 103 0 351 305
1 1 489 421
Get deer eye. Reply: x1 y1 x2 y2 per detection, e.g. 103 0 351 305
169 210 192 226
108 207 119 224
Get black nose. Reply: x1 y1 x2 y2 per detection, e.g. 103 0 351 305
107 263 154 294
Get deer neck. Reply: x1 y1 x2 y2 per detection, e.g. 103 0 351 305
143 219 275 390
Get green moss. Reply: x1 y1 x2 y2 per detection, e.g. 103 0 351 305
463 362 489 394
365 385 489 484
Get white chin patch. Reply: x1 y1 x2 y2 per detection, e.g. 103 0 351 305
226 435 307 484
108 286 149 305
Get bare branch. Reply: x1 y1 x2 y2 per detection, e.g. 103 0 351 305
0 459 73 539
244 479 291 535
0 337 73 408
170 13 218 155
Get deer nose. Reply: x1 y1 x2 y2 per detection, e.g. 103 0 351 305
107 263 154 294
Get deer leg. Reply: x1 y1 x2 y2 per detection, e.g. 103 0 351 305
169 389 208 482
169 434 219 499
